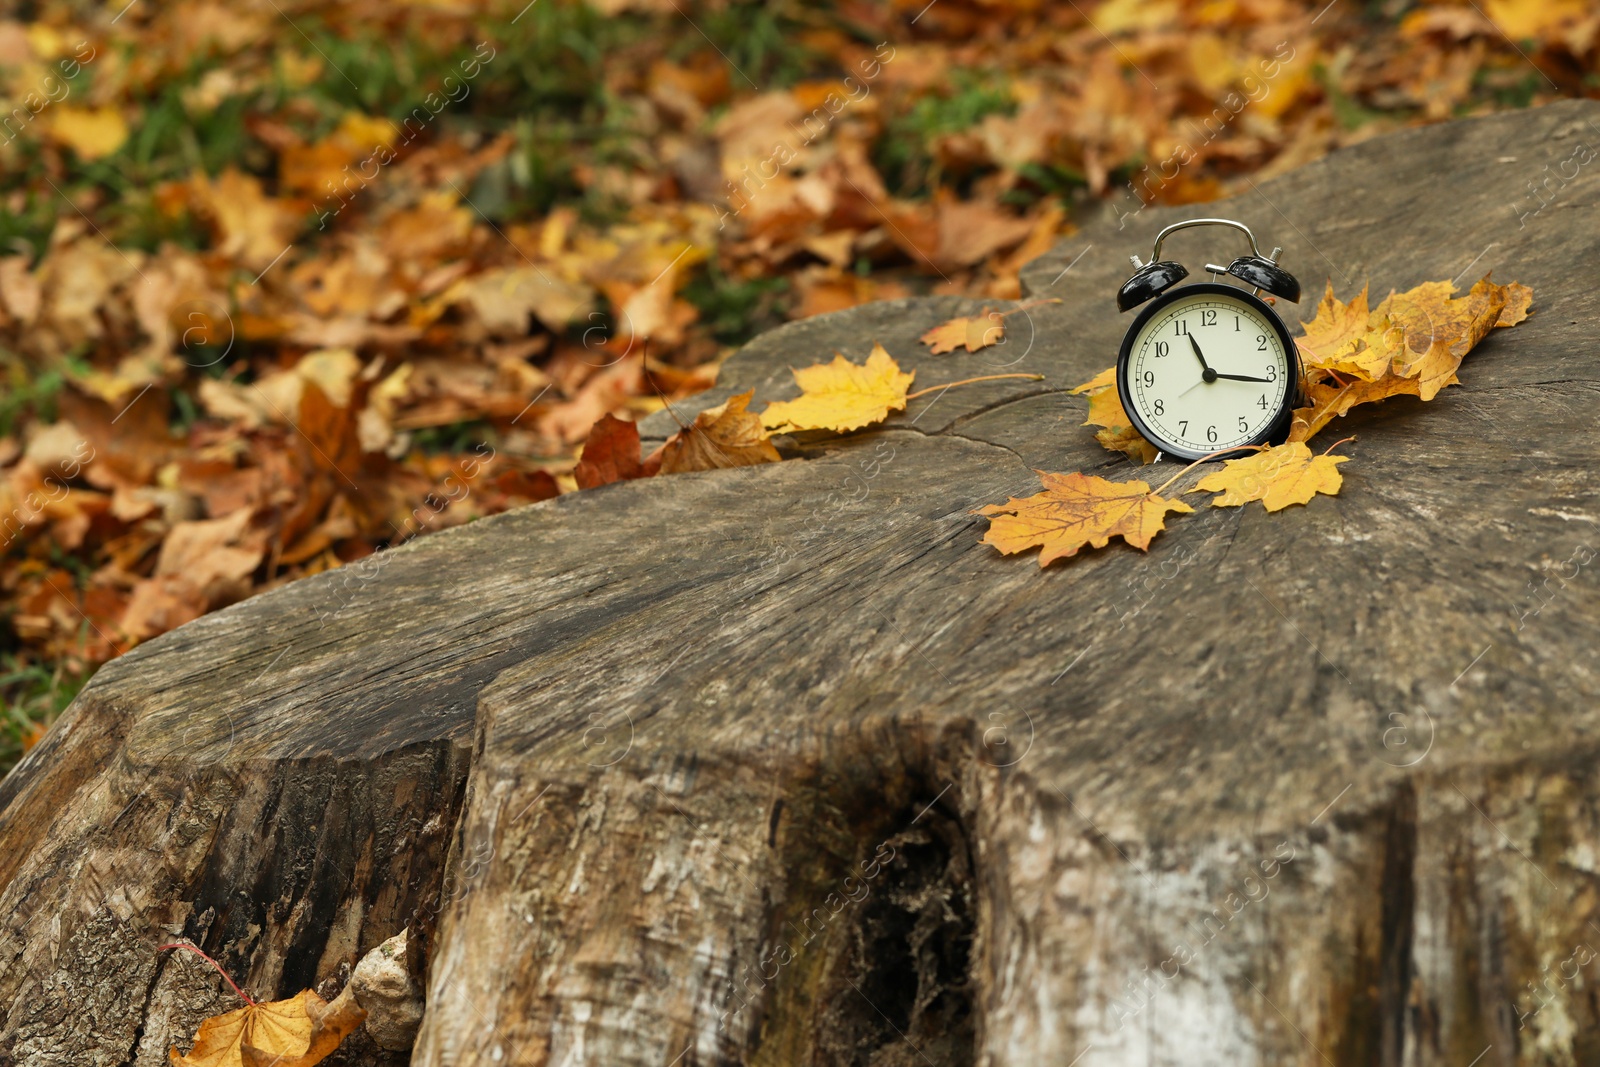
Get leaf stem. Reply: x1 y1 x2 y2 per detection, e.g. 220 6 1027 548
906 373 1044 400
1321 435 1356 456
160 942 255 1005
997 297 1062 319
1151 445 1267 497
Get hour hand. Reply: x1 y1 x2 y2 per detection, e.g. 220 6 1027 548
1212 372 1272 383
1188 334 1210 371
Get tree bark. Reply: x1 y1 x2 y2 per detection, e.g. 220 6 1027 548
4 99 1600 1066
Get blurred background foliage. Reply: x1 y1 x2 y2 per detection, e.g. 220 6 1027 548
0 0 1595 771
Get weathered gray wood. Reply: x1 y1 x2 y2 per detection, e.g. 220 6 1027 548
4 99 1600 1066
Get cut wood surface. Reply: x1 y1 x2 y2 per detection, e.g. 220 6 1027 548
4 100 1600 1067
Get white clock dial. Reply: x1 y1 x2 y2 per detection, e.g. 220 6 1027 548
1124 291 1292 455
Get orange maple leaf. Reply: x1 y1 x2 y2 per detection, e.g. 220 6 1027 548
920 309 1006 354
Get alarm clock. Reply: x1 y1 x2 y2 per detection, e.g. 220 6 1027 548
1115 218 1302 461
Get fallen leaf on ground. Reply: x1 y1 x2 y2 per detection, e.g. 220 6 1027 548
977 471 1193 566
1193 442 1350 511
168 988 364 1067
761 344 915 434
660 389 780 473
49 106 129 160
574 414 647 489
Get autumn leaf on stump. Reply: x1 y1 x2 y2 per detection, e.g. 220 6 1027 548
1289 376 1419 443
919 299 1058 354
977 471 1192 566
1070 366 1157 464
761 344 916 433
1193 442 1349 511
921 310 1005 354
1288 274 1533 442
659 389 780 474
575 414 649 489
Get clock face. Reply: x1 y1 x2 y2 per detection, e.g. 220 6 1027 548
1119 285 1295 459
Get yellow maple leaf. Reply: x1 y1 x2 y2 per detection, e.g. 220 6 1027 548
1193 442 1349 511
1289 274 1533 439
49 106 129 160
1288 376 1420 443
977 471 1193 566
1069 368 1117 396
920 310 1005 354
1297 282 1380 379
761 344 915 433
169 989 364 1067
1094 424 1160 464
659 389 781 473
1071 365 1157 464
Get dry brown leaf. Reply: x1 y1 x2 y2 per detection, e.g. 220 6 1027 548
575 414 648 488
977 471 1193 566
1193 442 1350 511
187 168 303 270
761 344 915 434
661 389 780 474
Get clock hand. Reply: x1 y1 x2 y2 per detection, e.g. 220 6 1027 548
1188 334 1210 372
1212 373 1273 383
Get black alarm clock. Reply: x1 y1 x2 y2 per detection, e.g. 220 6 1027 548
1115 218 1302 461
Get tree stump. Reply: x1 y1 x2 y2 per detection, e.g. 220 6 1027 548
5 100 1600 1067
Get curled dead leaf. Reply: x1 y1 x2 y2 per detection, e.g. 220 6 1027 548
660 389 780 474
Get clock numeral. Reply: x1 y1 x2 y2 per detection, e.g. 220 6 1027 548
1266 364 1278 381
1206 425 1218 443
1179 420 1188 435
1256 334 1269 351
1201 309 1217 327
1235 315 1241 332
1257 394 1269 409
1175 319 1189 336
1153 399 1164 415
1154 341 1169 358
1238 417 1249 433
1141 371 1155 387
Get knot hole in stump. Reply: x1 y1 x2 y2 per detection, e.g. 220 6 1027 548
750 781 977 1067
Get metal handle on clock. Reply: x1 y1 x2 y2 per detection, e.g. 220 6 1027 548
1149 218 1266 262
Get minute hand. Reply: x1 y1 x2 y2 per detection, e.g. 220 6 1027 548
1212 372 1272 383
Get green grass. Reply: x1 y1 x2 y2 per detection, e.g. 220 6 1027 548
0 365 61 437
682 265 790 345
875 72 1017 196
0 653 90 777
